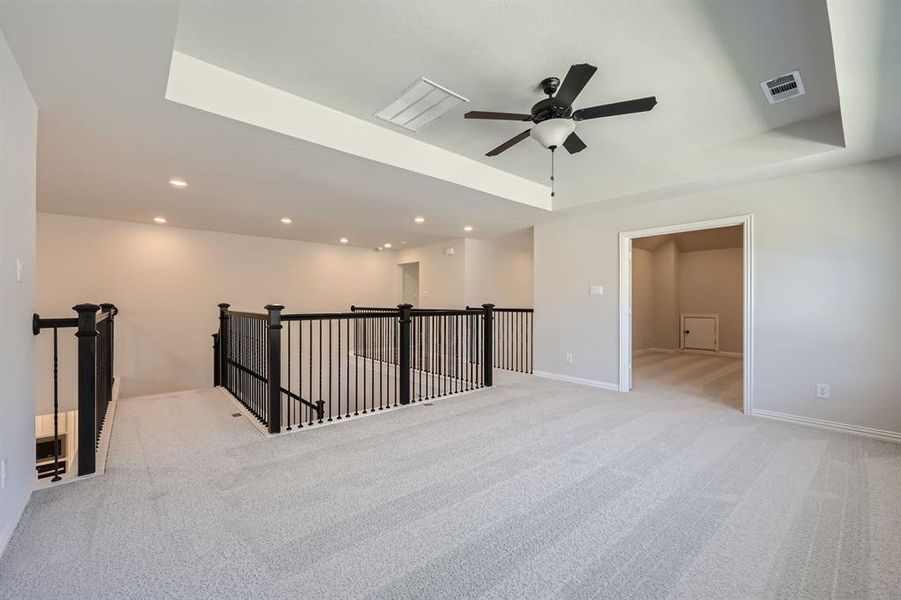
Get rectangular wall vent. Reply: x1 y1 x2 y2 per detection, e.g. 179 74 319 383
375 78 468 132
760 70 805 104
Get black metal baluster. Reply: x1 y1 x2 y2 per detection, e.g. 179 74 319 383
318 320 323 424
370 317 375 412
286 321 292 430
429 316 434 399
354 318 360 416
345 318 351 418
443 315 448 397
419 314 423 400
518 311 522 372
51 327 61 482
308 320 313 426
509 311 513 372
378 316 384 410
362 318 368 414
337 319 342 420
297 320 303 429
328 319 333 422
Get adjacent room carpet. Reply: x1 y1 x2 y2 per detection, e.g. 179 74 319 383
632 350 744 410
2 373 899 599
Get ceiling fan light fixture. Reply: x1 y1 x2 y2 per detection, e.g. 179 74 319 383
530 118 575 150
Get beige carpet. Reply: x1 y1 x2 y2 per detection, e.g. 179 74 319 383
633 350 743 410
1 372 899 599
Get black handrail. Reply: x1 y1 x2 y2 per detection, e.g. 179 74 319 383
216 302 496 433
33 303 117 479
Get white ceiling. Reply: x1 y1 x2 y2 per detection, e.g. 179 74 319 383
174 0 842 200
1 1 899 249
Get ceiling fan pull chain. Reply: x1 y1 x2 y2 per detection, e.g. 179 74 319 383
550 147 556 197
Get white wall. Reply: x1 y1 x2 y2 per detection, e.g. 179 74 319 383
394 239 466 308
680 247 743 353
0 30 37 555
535 157 901 434
393 236 533 309
463 238 533 308
36 214 397 405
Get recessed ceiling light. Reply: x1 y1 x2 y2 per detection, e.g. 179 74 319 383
414 216 425 224
280 217 293 224
383 243 392 248
339 237 349 244
376 246 383 251
399 241 408 245
168 177 188 189
153 216 167 224
463 225 474 232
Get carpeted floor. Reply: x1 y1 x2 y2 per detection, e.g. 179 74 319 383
632 350 744 410
2 373 899 599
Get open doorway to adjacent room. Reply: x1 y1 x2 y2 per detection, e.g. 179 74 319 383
619 216 752 413
399 261 420 306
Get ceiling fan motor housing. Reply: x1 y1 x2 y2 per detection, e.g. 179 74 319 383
531 97 573 123
531 118 575 150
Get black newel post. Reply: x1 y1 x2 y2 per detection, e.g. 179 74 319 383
74 303 99 476
266 304 284 434
482 304 495 387
398 303 413 405
217 303 230 388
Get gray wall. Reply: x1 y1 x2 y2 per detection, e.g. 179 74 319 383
631 248 654 352
534 157 901 434
651 239 680 350
0 30 37 554
680 247 743 353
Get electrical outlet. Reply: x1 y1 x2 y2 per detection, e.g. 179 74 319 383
565 352 574 364
1 457 6 489
816 383 830 399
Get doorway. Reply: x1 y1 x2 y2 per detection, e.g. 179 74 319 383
619 215 753 413
399 262 420 306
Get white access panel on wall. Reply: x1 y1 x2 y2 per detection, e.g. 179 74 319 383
681 314 718 352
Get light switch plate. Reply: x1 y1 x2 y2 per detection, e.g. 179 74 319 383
589 285 604 296
16 258 23 283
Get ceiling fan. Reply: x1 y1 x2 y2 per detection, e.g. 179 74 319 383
464 63 657 196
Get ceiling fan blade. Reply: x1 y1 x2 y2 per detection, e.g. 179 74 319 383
485 129 532 156
562 132 587 154
465 111 532 121
572 96 657 121
554 63 597 108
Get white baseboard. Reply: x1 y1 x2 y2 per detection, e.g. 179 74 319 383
752 409 901 443
533 370 621 391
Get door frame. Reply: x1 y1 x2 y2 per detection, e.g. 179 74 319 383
618 214 753 414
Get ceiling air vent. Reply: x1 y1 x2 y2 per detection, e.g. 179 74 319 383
375 78 468 132
760 70 805 104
